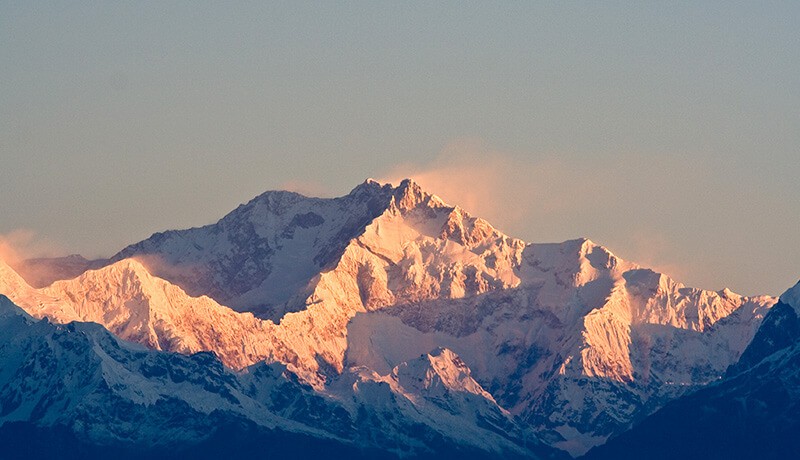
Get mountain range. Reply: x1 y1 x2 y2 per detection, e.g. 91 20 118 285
0 178 795 459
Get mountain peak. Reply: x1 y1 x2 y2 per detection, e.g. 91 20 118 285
565 237 625 272
0 255 39 295
391 347 496 401
780 281 800 310
78 257 154 285
576 237 610 256
348 177 450 214
347 177 392 198
109 257 150 273
388 178 447 213
244 189 310 215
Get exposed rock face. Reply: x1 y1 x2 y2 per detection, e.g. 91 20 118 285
0 295 561 459
0 179 780 456
108 180 397 319
346 237 775 455
582 282 800 460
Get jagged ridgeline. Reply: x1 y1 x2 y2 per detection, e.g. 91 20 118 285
0 179 785 459
582 282 800 460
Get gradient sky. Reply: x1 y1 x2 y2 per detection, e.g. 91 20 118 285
1 2 798 296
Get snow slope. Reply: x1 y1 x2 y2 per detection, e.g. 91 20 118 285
108 180 397 319
345 237 775 454
1 257 277 370
0 294 306 446
0 294 561 459
1 178 780 456
582 281 800 460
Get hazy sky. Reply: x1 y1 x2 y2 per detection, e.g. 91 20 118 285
1 2 798 296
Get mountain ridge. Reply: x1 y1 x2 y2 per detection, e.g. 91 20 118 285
582 281 800 460
0 294 562 460
0 178 782 456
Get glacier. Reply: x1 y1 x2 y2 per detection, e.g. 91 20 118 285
0 178 786 458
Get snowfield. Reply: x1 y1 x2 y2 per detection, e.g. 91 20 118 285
0 179 782 457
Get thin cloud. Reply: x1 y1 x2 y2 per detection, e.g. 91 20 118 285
0 230 71 287
378 140 717 289
0 229 65 265
379 139 544 235
624 232 690 283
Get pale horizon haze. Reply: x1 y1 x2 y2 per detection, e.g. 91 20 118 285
1 2 799 296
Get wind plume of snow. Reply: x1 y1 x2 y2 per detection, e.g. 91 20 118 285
626 232 689 284
378 140 745 292
0 229 64 266
379 139 541 236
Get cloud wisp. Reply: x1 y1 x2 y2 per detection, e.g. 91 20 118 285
0 229 65 266
379 140 716 290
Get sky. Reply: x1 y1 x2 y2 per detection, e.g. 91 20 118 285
1 2 798 296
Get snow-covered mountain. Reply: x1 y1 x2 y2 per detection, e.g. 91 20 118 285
108 180 399 319
1 178 783 457
0 294 331 457
345 237 775 454
0 257 276 370
0 294 561 459
582 281 800 460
